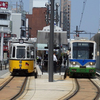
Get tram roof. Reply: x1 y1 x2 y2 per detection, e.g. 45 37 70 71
10 38 37 44
69 37 96 43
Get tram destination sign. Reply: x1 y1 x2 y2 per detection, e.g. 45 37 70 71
0 1 8 8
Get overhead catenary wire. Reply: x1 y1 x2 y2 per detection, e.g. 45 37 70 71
79 0 87 30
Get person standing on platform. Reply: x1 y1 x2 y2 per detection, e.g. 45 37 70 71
64 55 66 68
59 56 62 67
53 52 57 73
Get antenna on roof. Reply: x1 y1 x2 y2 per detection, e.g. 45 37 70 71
19 0 23 12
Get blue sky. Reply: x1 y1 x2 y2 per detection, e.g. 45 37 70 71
71 0 100 39
1 0 100 39
23 0 100 38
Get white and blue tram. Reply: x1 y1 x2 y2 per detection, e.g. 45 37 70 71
68 38 96 77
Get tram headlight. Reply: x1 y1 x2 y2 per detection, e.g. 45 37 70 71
89 62 95 66
71 62 77 65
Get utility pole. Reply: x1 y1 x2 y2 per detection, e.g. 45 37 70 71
45 2 59 26
70 26 95 39
76 26 79 37
49 0 54 82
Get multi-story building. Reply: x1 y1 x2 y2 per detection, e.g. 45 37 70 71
61 0 71 38
0 1 26 61
0 1 12 61
11 10 26 38
46 0 71 38
29 0 48 14
26 7 47 38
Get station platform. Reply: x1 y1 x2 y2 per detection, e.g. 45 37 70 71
0 63 75 100
1 64 100 100
17 64 75 100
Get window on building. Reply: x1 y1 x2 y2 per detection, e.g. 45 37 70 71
0 14 7 20
0 25 8 27
22 20 25 26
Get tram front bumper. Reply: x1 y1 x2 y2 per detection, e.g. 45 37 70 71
13 69 28 74
69 67 96 73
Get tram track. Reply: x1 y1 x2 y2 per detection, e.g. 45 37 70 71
0 76 28 100
0 76 13 90
64 78 100 100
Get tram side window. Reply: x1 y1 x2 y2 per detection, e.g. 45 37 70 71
12 47 15 57
30 47 34 58
27 47 30 58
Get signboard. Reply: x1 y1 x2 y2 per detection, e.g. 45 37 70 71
0 33 11 38
0 1 8 8
3 46 8 51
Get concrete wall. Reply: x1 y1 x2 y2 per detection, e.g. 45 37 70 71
11 13 21 38
26 7 47 38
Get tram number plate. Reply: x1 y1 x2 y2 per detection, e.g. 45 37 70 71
80 66 86 68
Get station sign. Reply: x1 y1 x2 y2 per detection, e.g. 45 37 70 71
0 33 11 38
3 46 8 51
0 1 8 9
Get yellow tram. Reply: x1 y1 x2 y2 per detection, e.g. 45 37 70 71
9 38 36 75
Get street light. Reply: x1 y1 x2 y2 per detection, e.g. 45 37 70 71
45 2 59 26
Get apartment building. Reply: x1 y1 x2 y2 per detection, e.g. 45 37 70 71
61 0 71 38
26 7 47 38
0 1 26 61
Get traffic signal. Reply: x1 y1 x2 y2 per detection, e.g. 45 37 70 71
76 33 79 37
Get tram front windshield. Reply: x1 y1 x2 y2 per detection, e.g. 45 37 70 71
73 42 94 59
17 46 25 58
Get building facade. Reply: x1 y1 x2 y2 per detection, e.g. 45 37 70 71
26 7 47 38
47 0 71 38
29 0 48 14
11 11 26 38
29 0 71 39
0 1 26 61
61 0 71 38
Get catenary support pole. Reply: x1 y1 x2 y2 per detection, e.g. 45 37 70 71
1 28 4 63
49 0 54 82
